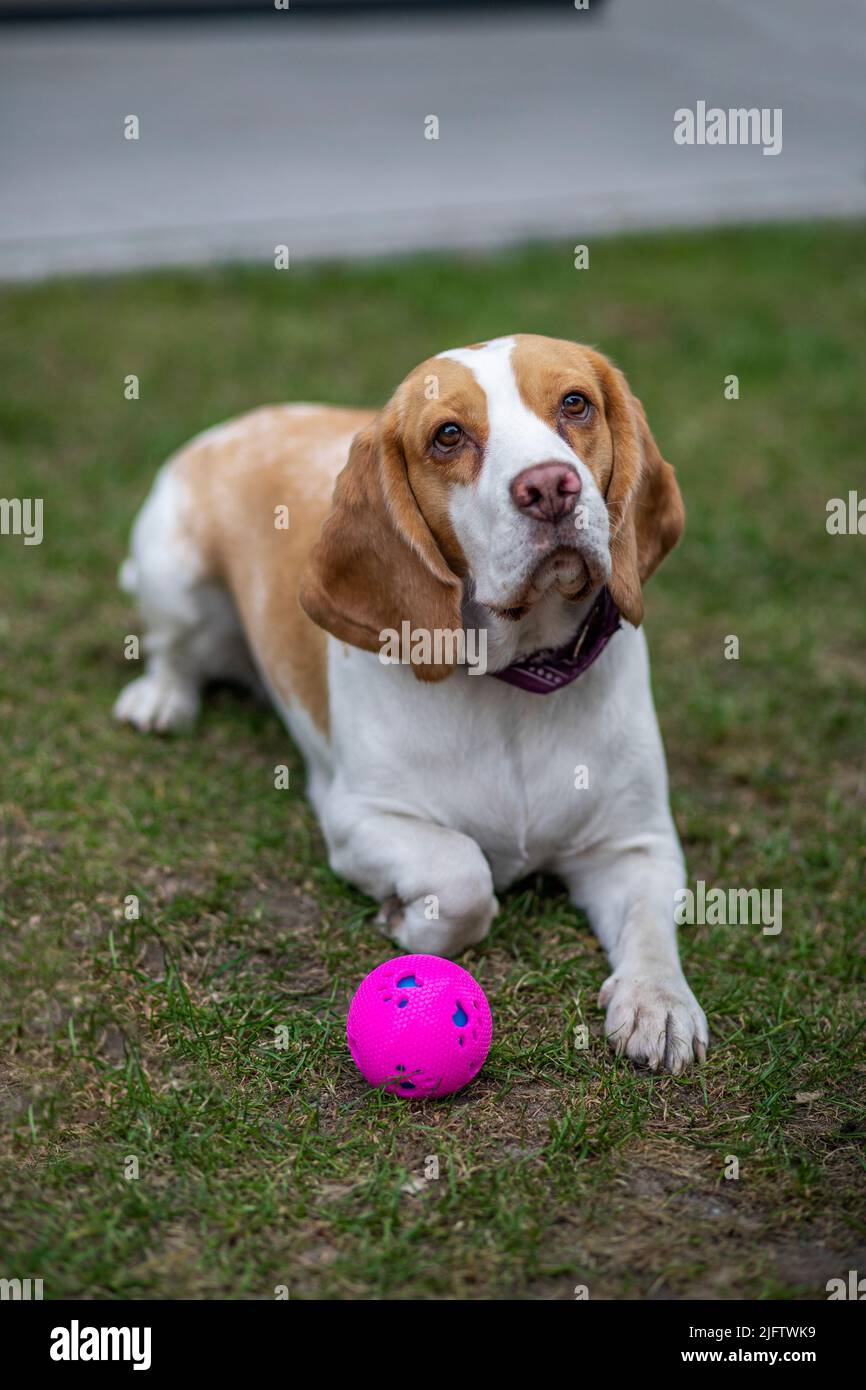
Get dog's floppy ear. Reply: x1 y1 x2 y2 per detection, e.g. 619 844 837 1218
593 355 685 627
299 406 464 682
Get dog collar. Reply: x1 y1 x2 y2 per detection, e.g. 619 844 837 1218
490 586 621 694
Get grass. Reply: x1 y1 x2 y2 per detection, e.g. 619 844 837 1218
1 222 865 1300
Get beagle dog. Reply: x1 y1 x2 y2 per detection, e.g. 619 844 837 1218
114 334 708 1073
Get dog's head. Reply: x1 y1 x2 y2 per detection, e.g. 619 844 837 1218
300 334 684 680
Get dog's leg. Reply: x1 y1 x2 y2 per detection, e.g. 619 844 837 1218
327 807 498 957
561 839 708 1073
113 465 255 734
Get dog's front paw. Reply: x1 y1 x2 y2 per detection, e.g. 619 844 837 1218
598 971 708 1074
375 890 498 958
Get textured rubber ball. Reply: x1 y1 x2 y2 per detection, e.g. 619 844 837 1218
346 954 493 1098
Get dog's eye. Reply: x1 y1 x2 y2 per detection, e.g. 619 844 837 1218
562 392 591 420
434 422 463 450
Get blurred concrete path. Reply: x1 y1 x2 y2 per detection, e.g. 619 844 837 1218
1 0 864 279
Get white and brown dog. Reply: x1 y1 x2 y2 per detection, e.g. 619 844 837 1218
114 334 708 1072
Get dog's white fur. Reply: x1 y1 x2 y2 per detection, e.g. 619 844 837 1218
114 335 708 1072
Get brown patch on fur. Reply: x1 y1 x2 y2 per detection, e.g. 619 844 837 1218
511 335 684 626
397 356 488 579
511 335 606 438
178 405 374 732
589 353 685 626
299 358 491 681
300 401 465 683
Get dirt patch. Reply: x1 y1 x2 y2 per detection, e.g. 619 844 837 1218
535 1141 866 1300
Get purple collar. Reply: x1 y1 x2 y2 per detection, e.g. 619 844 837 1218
490 587 621 694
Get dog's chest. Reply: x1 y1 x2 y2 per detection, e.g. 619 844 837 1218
328 640 639 882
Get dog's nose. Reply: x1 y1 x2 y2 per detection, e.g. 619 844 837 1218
510 462 581 523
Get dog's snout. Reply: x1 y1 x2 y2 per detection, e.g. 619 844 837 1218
510 462 581 524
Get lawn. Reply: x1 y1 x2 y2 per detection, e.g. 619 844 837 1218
1 223 864 1300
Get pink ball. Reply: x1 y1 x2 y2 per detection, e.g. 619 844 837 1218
346 954 493 1098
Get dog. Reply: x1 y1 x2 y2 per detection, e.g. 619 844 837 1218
114 333 708 1073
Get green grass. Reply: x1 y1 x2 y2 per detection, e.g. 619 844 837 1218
1 223 865 1300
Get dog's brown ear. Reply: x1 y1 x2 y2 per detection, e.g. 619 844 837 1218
299 407 464 682
593 356 685 627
